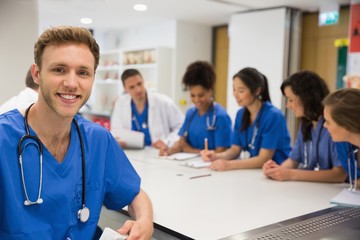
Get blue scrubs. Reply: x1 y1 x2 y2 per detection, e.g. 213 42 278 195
131 100 151 146
335 142 360 181
0 110 140 240
178 103 232 150
290 117 343 170
232 101 291 164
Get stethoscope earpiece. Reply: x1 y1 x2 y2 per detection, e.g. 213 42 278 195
23 198 43 206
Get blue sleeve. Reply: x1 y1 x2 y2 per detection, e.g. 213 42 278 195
329 140 343 167
336 142 360 179
214 107 232 148
260 110 289 149
289 128 303 163
102 133 141 210
323 130 343 168
178 108 194 137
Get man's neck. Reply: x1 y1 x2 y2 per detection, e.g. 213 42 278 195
133 94 147 114
25 102 73 163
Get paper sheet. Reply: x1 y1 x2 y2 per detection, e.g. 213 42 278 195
111 128 144 149
158 152 199 161
330 189 360 208
181 159 211 168
99 227 127 240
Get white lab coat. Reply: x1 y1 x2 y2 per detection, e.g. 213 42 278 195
111 91 184 147
0 87 38 114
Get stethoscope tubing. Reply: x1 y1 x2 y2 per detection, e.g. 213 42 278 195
245 105 264 151
347 147 358 191
183 102 216 137
303 122 324 169
18 104 89 222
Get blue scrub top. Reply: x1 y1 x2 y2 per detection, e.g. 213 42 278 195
178 103 232 150
0 110 140 240
290 117 343 170
336 142 360 180
232 101 291 164
131 100 151 146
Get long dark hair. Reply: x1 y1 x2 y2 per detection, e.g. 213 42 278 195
281 71 329 141
233 67 271 131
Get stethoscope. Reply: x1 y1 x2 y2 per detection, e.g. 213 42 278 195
183 102 216 137
303 120 324 170
132 114 147 130
347 146 358 192
131 101 148 130
17 104 90 223
245 106 263 151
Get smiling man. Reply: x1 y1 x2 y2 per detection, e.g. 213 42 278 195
0 26 153 240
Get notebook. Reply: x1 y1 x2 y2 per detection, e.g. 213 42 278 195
180 159 211 168
159 152 200 161
330 189 360 208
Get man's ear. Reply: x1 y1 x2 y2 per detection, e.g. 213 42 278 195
31 64 40 84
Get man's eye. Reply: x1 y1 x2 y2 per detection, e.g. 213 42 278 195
79 71 89 76
53 68 65 73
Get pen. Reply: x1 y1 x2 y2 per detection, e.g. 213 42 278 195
204 138 208 151
189 173 211 179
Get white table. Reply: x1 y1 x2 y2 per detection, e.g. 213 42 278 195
100 148 346 240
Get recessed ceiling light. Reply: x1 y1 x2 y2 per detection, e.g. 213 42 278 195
80 17 93 24
133 4 148 11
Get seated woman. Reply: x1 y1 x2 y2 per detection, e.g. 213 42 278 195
159 61 232 155
323 88 360 189
263 71 346 183
201 67 291 171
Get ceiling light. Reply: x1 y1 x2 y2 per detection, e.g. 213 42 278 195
133 4 148 11
80 17 93 24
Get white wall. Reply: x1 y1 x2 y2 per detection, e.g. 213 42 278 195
0 0 38 104
96 20 212 113
227 8 289 122
118 21 177 50
174 21 212 112
94 21 177 51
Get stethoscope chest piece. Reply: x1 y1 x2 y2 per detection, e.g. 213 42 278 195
78 206 90 223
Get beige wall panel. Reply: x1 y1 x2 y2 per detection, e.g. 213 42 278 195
214 26 229 108
300 7 349 93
